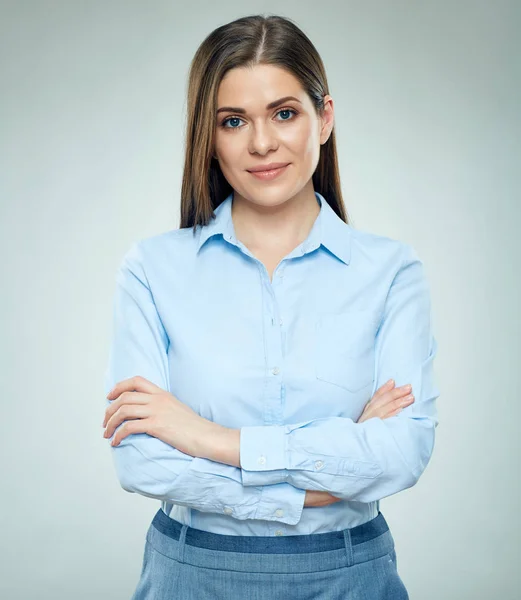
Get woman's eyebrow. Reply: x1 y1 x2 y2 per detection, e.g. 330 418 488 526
216 96 302 115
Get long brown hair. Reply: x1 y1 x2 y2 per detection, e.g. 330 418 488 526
180 14 349 231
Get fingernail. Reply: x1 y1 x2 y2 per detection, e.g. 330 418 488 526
403 384 412 391
388 379 394 386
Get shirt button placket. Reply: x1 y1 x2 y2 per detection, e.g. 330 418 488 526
263 263 284 425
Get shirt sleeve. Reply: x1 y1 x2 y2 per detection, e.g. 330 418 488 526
104 240 305 525
239 242 440 502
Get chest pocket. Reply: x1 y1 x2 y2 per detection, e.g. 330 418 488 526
315 310 380 393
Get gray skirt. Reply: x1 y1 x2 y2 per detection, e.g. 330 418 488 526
131 508 409 599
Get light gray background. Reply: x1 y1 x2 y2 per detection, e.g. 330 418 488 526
1 1 519 598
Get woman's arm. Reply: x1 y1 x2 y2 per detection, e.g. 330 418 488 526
206 243 440 502
104 241 305 525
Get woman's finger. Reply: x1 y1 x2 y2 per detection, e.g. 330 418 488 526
385 394 415 417
371 379 395 400
380 393 415 419
370 384 413 411
358 385 415 423
395 393 414 411
104 402 151 440
107 375 164 401
110 417 152 447
103 391 150 428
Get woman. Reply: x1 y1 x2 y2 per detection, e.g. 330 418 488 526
102 14 439 599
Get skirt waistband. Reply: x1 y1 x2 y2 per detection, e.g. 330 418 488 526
151 507 389 554
147 509 396 573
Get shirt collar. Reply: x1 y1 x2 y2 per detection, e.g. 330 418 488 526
196 190 351 265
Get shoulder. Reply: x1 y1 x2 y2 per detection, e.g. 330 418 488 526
122 227 199 267
113 228 199 291
348 225 420 271
139 227 197 255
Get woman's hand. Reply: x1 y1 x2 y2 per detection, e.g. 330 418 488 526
304 379 415 507
103 376 414 507
103 376 213 456
304 490 343 507
357 379 414 424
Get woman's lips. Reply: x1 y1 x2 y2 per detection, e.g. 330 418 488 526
247 164 290 181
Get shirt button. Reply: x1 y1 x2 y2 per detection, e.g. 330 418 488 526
258 455 266 465
279 318 283 326
223 506 233 515
314 460 324 470
274 530 284 536
272 367 280 375
275 508 284 517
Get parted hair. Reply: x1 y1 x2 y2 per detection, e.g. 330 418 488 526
180 13 349 231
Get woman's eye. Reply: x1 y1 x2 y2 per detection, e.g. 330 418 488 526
221 108 297 129
276 108 297 121
222 116 244 129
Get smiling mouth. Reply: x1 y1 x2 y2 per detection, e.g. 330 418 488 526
247 164 290 180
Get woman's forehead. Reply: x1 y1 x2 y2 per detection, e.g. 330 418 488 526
217 66 305 109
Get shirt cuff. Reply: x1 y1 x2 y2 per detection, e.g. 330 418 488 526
240 424 287 485
240 425 286 471
254 482 306 525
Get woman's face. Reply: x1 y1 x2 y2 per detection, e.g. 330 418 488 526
213 64 334 207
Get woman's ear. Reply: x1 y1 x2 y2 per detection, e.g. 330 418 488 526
319 95 335 145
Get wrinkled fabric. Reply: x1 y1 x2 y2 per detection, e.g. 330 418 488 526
104 190 439 538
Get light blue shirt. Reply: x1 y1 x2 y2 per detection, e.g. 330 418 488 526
104 190 440 536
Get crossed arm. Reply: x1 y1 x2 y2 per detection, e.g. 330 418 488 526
103 240 439 524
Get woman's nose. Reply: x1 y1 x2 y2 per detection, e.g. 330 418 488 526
248 123 278 155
